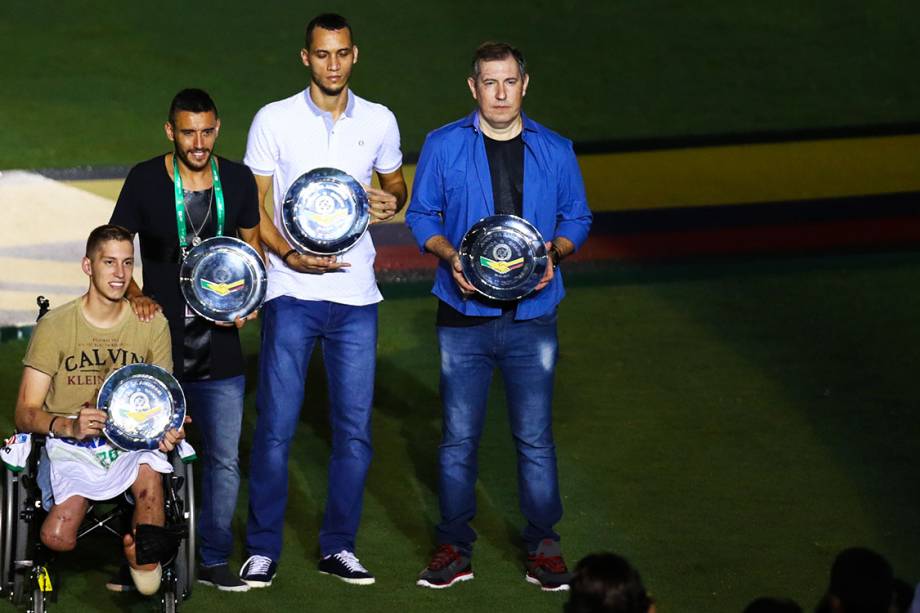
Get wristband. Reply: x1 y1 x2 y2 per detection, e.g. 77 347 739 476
282 248 298 263
48 416 60 438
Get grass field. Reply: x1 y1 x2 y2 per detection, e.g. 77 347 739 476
2 1 920 169
3 2 920 611
1 254 918 612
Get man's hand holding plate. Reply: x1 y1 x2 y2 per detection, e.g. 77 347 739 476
532 241 556 292
451 253 477 297
286 252 351 274
365 186 399 223
71 407 108 440
158 415 191 453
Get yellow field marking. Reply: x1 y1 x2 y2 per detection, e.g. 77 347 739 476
581 134 920 211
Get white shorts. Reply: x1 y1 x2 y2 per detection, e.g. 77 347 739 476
45 437 172 505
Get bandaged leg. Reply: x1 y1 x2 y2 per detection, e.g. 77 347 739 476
124 466 169 596
133 523 184 566
123 532 161 595
128 563 162 596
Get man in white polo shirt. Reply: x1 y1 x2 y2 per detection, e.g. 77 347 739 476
239 13 407 588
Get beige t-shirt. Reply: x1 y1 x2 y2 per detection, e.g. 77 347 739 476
22 298 172 416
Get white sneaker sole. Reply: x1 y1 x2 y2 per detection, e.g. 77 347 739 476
240 578 273 588
416 571 474 589
197 578 251 592
319 570 375 585
525 573 570 592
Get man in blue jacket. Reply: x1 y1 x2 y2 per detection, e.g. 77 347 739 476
405 41 592 592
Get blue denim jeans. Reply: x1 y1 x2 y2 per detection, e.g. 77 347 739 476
436 308 563 555
246 296 377 560
183 374 245 567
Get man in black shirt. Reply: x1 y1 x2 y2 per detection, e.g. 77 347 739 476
110 88 262 592
406 42 592 592
435 132 525 327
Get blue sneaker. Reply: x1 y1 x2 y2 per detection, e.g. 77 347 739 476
239 555 276 588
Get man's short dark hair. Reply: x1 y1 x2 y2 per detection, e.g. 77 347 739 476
826 547 894 613
565 553 652 613
168 88 218 126
305 13 352 49
470 41 526 79
85 224 133 258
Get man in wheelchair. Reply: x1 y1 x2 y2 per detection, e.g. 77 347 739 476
12 224 186 596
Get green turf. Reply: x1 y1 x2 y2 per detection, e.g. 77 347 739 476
1 254 918 611
2 1 920 169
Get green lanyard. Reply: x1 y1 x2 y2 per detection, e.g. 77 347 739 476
173 155 224 250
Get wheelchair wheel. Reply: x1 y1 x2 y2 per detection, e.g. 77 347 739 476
10 470 40 607
1 468 14 596
28 585 44 613
1 467 31 599
166 454 195 601
159 566 178 613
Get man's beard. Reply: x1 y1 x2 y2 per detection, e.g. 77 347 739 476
175 143 211 171
313 74 347 97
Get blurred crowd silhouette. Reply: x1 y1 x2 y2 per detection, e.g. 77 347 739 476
563 547 917 613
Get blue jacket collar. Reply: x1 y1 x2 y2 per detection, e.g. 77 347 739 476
463 110 538 134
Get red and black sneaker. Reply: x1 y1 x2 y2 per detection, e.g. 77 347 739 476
525 539 573 592
416 544 474 589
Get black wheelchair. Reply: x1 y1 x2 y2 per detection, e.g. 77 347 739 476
0 435 196 612
0 298 196 612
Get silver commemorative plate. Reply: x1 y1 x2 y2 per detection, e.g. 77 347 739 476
459 214 548 301
97 363 186 451
280 167 370 255
179 236 267 322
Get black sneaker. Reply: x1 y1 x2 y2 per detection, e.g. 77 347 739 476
198 564 251 592
525 539 572 592
239 555 276 588
105 563 135 592
318 550 375 585
416 544 474 589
